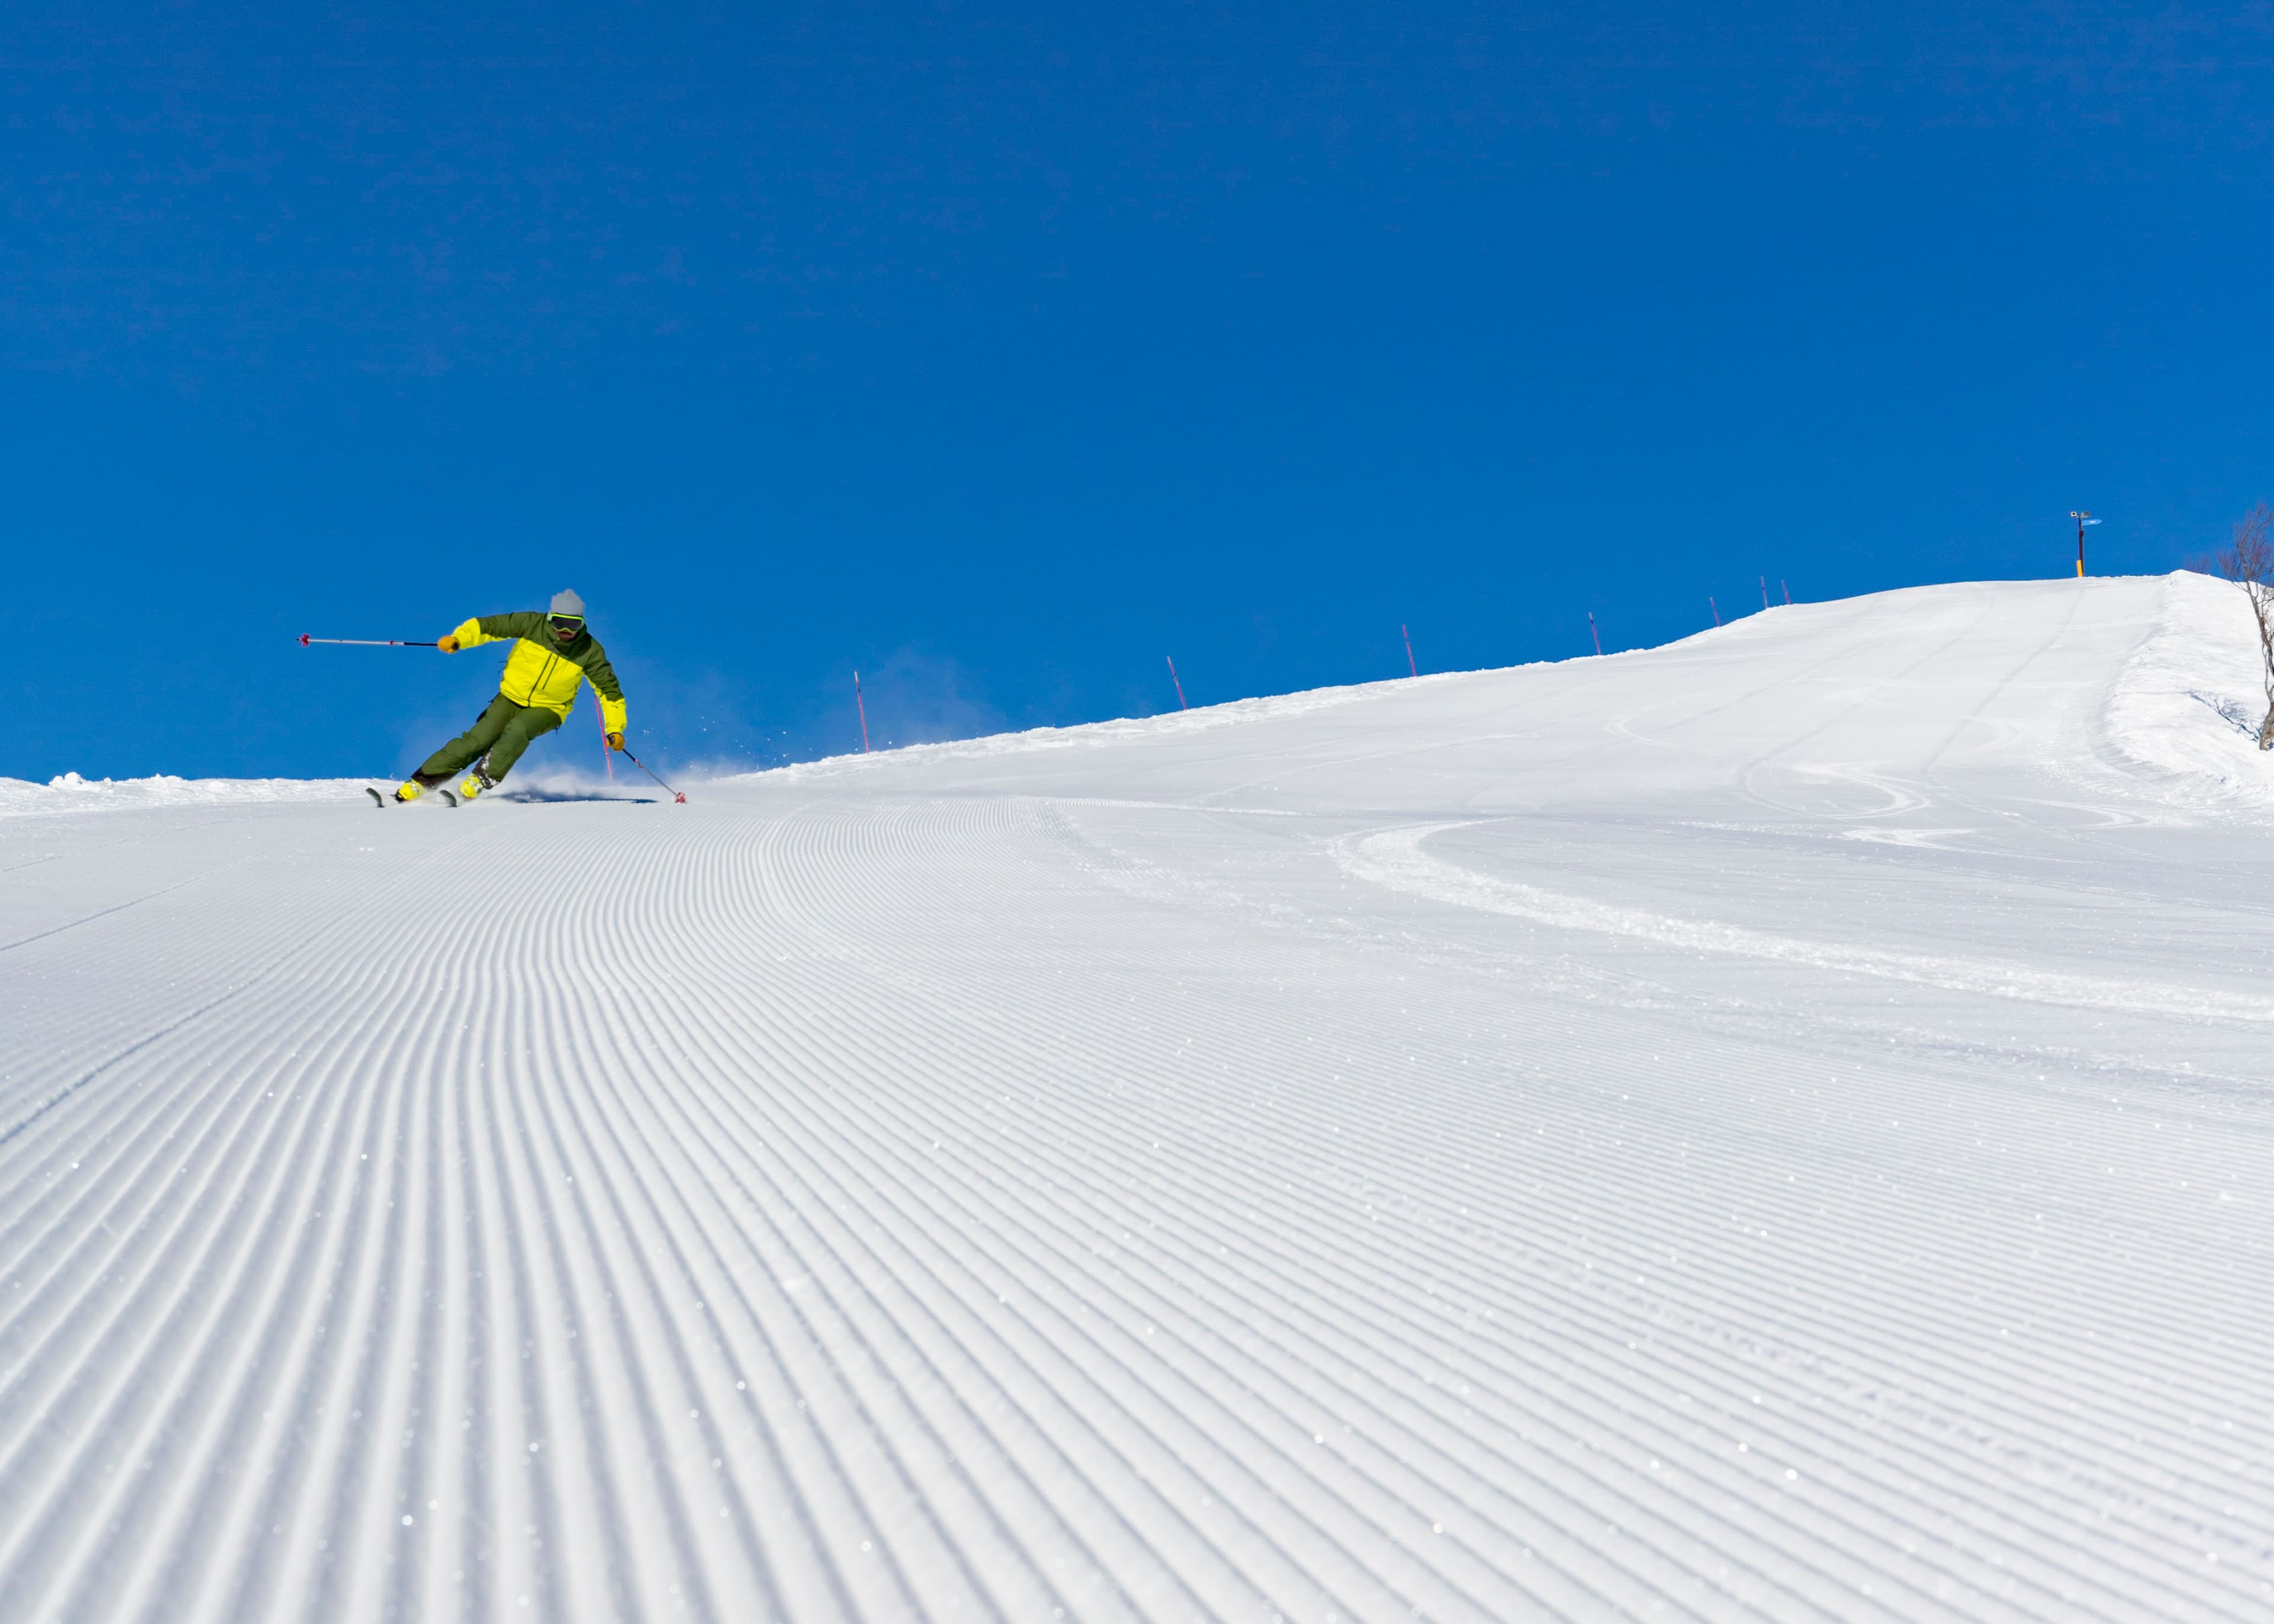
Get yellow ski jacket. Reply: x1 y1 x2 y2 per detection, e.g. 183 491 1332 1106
450 613 628 734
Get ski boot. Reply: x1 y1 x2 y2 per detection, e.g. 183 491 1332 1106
458 767 498 802
386 772 458 806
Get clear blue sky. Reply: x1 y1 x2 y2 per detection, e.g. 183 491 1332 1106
8 3 2269 782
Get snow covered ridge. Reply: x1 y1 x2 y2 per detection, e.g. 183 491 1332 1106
766 569 2274 814
0 771 365 818
4 573 2272 1622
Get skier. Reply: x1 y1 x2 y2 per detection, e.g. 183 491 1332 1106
391 590 627 802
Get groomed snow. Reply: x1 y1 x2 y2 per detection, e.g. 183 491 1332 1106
2 571 2269 1622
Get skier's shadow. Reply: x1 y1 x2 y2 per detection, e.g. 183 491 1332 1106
495 790 659 805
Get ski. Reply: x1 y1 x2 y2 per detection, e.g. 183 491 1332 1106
366 785 459 807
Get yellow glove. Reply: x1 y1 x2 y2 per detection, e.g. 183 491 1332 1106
606 732 625 751
438 635 460 653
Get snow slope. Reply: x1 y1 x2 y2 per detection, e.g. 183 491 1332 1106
2 572 2269 1622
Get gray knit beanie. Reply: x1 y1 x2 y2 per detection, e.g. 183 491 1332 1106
550 589 586 619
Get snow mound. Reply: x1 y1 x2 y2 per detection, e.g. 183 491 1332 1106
2099 569 2274 805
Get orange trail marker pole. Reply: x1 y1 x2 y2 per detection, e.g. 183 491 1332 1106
855 670 871 752
1402 625 1417 677
1165 655 1187 709
1710 596 1720 627
1588 612 1602 655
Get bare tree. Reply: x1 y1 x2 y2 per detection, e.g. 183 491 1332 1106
2217 503 2274 749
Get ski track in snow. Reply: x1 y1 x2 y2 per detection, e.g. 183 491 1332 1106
1339 824 2274 1026
2 574 2271 1622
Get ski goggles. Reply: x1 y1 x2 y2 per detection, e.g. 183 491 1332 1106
548 615 584 635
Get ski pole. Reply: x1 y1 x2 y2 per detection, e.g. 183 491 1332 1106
620 748 687 804
298 634 439 648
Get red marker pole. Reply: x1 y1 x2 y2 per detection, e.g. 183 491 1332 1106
1588 612 1602 656
1760 575 1769 610
1709 596 1720 628
854 670 871 753
1782 580 1791 605
1402 625 1417 677
1165 655 1187 710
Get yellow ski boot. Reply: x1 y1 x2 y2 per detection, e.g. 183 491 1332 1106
393 780 423 803
458 768 496 802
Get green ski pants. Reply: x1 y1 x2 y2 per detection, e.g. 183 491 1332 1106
415 695 563 785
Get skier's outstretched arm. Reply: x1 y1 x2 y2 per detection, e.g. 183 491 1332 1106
438 613 542 655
